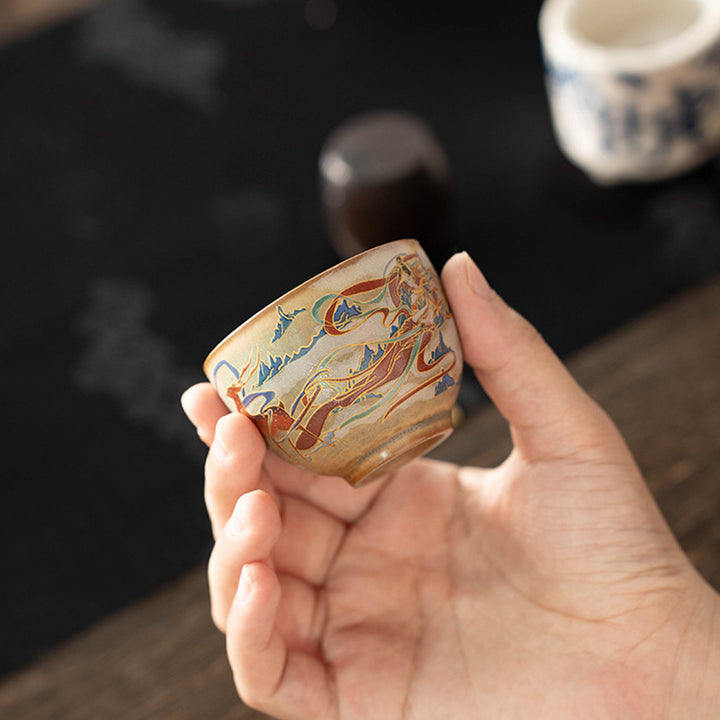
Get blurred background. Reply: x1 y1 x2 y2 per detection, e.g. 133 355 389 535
2 0 720 677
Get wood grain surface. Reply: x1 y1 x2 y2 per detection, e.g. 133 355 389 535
1 276 719 719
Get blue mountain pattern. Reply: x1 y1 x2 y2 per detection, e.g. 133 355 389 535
333 299 361 326
434 374 455 396
358 344 384 372
258 328 326 385
272 306 306 343
429 331 450 363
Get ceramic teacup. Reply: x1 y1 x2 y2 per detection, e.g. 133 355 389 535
204 239 463 487
539 0 720 184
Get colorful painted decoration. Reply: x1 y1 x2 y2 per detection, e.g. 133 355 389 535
210 250 458 462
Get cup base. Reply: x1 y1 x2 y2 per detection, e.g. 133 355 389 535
343 413 454 487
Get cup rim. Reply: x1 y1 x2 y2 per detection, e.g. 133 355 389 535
203 238 423 377
539 0 720 74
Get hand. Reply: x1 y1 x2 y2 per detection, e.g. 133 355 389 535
182 252 720 720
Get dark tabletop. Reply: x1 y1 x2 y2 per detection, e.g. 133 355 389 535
2 0 720 676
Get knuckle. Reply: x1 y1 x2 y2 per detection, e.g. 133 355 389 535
235 683 263 712
511 308 544 348
207 543 222 580
210 604 227 633
203 479 216 511
567 403 629 459
207 566 228 632
479 306 547 377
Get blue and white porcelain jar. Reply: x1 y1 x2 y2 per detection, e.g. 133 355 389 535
539 0 720 184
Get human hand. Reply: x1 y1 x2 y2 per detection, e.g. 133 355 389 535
182 252 720 720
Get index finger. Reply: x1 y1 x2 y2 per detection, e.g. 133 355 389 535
181 382 229 447
183 383 395 524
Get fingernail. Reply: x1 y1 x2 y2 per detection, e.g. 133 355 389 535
211 418 229 460
460 251 494 300
236 564 253 601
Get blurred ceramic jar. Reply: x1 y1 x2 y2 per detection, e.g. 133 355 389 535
539 0 720 184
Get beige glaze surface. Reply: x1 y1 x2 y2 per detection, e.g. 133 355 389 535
204 239 463 485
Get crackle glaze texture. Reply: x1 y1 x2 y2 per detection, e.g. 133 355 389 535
204 240 463 485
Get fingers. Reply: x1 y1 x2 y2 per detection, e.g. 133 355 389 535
273 495 347 586
442 252 621 462
208 489 282 631
226 562 335 720
181 382 228 446
209 490 346 628
183 382 390 525
204 411 270 538
275 573 328 654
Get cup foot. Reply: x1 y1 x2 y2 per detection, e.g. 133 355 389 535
343 413 454 487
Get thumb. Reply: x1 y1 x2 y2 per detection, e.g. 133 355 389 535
442 252 620 462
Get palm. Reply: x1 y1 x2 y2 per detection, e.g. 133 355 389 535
316 460 461 718
269 450 691 720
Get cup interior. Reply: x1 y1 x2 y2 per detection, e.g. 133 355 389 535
569 0 701 48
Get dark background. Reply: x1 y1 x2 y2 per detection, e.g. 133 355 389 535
2 0 720 676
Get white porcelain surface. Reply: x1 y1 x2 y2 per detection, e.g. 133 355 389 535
539 0 720 184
